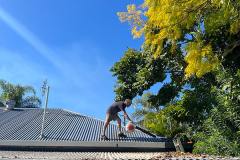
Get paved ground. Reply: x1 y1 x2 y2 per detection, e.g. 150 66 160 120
0 151 239 160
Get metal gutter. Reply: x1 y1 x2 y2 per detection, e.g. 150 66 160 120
0 140 175 152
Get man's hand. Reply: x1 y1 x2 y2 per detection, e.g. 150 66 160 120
123 112 132 122
129 120 135 123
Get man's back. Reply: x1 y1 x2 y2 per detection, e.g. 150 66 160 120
107 101 126 114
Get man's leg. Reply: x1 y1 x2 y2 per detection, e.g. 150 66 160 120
101 113 111 140
116 115 127 138
116 116 122 133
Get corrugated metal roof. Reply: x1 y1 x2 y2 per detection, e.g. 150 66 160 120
0 108 165 143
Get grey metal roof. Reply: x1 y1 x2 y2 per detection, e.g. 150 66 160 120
0 108 165 142
0 108 174 151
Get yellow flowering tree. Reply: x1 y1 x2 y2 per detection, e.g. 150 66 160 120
118 0 240 78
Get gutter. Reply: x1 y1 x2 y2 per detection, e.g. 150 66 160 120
0 140 175 152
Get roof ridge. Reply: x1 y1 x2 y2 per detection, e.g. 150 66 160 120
12 107 62 110
62 109 105 123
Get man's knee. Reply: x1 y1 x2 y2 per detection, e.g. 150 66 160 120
116 117 121 124
105 113 111 124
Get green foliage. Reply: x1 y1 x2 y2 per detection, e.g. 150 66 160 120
144 104 188 138
115 0 240 156
110 49 143 100
192 69 240 156
132 92 158 122
149 83 179 106
111 48 166 100
0 80 41 108
133 73 216 137
193 118 240 156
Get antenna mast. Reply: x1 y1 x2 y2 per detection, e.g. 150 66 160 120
39 80 50 139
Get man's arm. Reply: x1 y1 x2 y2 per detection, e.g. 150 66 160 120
123 111 132 122
119 102 132 122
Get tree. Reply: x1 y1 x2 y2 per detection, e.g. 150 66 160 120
117 0 240 77
113 0 240 156
132 92 159 125
0 80 41 108
133 74 217 138
193 69 240 156
111 48 167 100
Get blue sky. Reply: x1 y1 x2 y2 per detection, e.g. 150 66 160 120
0 0 147 120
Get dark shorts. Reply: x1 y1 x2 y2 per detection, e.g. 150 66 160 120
105 112 120 121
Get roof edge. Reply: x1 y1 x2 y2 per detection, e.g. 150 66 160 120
0 140 175 152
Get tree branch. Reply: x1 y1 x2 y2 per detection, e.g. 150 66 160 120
223 40 240 57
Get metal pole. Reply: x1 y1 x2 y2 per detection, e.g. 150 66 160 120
39 86 50 139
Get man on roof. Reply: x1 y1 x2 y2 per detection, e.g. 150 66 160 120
101 99 132 140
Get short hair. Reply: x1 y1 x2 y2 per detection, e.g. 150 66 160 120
125 99 132 104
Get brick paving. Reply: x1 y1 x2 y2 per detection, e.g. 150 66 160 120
0 151 239 160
